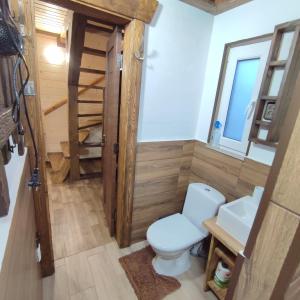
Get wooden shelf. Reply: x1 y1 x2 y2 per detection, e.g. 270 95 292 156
269 60 287 67
207 280 227 300
251 138 278 148
260 95 278 101
203 218 244 256
255 120 271 127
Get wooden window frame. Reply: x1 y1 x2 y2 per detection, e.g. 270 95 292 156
208 34 273 152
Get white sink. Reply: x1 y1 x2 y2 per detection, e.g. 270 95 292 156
216 196 259 246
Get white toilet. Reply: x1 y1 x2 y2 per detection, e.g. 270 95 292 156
147 183 225 277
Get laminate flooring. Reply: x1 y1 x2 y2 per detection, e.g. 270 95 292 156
48 176 112 260
44 176 217 300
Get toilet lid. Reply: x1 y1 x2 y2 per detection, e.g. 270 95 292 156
147 213 205 252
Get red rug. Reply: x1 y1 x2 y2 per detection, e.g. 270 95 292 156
119 246 181 300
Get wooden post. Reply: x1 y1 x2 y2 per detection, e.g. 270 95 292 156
116 19 145 247
68 13 87 181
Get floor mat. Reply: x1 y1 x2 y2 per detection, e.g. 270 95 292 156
119 246 181 300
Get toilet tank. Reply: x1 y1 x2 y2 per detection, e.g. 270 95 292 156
182 183 225 236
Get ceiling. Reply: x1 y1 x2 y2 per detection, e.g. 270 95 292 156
34 0 68 34
181 0 252 15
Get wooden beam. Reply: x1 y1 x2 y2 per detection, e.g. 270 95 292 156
116 20 145 247
68 13 87 181
42 0 158 24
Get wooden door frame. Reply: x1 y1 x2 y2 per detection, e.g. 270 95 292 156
31 0 155 276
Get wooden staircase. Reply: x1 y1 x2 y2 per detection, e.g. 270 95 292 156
44 14 114 183
67 13 114 181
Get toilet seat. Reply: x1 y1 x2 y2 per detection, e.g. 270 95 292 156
147 213 205 252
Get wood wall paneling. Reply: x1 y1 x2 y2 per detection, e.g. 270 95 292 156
232 202 300 300
131 140 270 243
272 102 300 214
131 141 194 242
0 156 42 300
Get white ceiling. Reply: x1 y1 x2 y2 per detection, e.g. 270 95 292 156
34 0 68 34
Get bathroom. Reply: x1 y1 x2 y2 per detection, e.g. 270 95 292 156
127 0 300 298
1 0 300 299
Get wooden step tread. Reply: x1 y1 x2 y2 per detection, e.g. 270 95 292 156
80 172 102 179
50 158 70 184
78 100 103 104
79 142 103 148
251 138 278 147
261 95 278 101
255 120 271 127
86 22 113 34
48 152 64 172
83 47 106 57
78 113 103 117
269 60 287 67
79 130 90 143
77 84 104 90
80 68 105 75
60 141 90 158
78 121 102 130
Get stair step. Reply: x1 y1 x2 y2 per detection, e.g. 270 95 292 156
79 142 103 148
261 95 278 101
255 120 271 127
83 47 106 57
80 172 102 179
79 130 90 143
50 158 70 184
86 23 113 33
78 100 103 104
80 68 105 75
77 113 103 117
269 60 287 67
60 141 90 158
48 152 65 172
251 138 278 147
77 84 104 90
78 121 102 130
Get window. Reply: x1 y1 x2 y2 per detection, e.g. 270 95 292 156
210 39 271 156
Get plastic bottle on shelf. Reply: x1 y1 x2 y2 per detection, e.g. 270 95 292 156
211 120 222 147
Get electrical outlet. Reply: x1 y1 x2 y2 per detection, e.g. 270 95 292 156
24 80 36 96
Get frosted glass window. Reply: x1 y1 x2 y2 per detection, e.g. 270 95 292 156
224 58 260 141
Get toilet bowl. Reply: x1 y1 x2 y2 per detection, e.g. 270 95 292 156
147 183 225 277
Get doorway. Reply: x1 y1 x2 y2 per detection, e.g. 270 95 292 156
35 0 124 259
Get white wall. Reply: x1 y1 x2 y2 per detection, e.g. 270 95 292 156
195 0 300 165
138 0 214 141
0 150 27 270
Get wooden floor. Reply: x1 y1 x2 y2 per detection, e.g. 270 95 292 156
44 175 217 300
48 176 112 260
